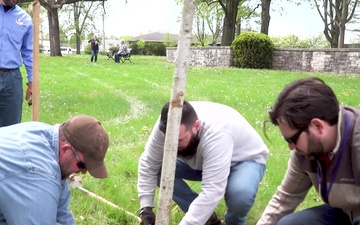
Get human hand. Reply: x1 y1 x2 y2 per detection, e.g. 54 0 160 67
25 82 32 100
140 207 155 225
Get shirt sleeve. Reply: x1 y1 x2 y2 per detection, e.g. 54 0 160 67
56 180 75 225
137 118 165 208
257 151 313 225
180 131 233 225
21 21 34 83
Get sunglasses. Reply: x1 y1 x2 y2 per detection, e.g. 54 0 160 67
284 127 307 145
70 145 87 170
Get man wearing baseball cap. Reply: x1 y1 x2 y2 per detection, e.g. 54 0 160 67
0 115 109 224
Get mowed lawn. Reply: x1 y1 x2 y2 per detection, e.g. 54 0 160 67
21 53 360 224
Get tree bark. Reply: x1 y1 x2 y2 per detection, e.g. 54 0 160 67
220 0 241 46
47 9 62 56
156 0 195 224
260 0 271 35
338 0 348 48
314 0 358 48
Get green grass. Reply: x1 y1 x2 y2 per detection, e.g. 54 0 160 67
21 54 360 224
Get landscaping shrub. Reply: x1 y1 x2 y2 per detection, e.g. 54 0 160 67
129 41 167 56
84 44 91 55
108 46 119 55
231 32 274 69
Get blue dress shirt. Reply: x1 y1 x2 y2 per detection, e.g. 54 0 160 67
0 122 75 224
0 4 33 82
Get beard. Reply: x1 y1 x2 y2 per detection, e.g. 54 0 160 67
307 134 326 158
178 133 200 159
60 159 73 179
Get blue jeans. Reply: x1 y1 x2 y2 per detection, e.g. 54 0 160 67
277 204 354 225
159 159 265 225
91 50 98 62
0 68 23 127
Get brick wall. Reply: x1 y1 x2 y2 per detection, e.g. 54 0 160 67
166 47 360 74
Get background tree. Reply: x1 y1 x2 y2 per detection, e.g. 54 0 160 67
236 1 260 36
190 0 224 46
271 33 331 48
260 0 271 34
193 2 208 46
311 0 359 48
217 0 242 45
206 2 224 45
22 0 106 56
62 1 104 54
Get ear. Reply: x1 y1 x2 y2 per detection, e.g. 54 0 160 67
193 120 201 133
59 140 71 157
309 118 325 135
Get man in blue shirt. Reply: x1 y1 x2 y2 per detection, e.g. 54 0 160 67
0 115 109 225
0 0 33 127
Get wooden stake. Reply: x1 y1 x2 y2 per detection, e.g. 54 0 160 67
32 0 40 121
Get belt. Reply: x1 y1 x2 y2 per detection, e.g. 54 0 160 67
0 68 11 72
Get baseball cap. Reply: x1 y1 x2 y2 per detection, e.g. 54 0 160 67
62 115 109 178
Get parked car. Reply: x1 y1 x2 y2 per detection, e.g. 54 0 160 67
43 47 72 55
61 47 72 55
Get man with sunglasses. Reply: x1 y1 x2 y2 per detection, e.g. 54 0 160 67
138 101 269 225
0 115 109 225
257 77 360 225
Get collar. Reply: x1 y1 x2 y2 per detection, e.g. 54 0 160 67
330 107 345 157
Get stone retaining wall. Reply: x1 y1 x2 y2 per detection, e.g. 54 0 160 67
166 47 360 74
166 46 233 67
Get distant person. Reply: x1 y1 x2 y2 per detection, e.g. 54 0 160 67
114 40 129 63
138 100 268 225
88 35 100 62
0 115 109 224
0 0 33 127
257 77 360 225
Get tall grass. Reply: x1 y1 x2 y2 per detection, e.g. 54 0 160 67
21 54 360 224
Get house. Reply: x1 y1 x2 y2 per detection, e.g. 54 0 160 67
130 32 179 43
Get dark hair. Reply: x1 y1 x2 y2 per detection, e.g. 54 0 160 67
268 77 339 129
159 100 198 133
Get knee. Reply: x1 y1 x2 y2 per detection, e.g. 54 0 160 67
226 188 256 213
277 214 294 225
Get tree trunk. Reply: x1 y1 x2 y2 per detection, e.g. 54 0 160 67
260 0 271 35
338 0 348 48
235 19 241 37
221 0 240 46
76 35 82 54
156 0 195 224
47 9 62 56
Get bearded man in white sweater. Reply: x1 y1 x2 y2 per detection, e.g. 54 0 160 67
137 101 269 225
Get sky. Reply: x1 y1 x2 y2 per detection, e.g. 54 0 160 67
101 0 358 43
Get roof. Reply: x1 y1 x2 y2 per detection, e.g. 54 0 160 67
129 32 179 42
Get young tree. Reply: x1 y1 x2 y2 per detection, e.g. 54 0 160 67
193 2 207 46
178 0 223 46
206 2 224 45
